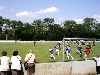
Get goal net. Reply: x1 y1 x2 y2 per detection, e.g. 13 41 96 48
62 38 99 62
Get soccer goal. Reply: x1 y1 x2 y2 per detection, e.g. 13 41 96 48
62 38 98 62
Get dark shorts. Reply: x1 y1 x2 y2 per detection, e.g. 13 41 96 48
11 68 24 75
11 69 17 75
27 63 35 73
96 66 100 74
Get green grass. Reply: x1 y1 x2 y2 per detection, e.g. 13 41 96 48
0 42 100 63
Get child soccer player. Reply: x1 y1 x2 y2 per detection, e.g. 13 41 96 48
34 41 36 46
54 44 60 56
65 45 74 60
84 44 90 61
49 46 55 59
76 43 83 58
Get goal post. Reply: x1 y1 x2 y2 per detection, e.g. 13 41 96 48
62 38 97 62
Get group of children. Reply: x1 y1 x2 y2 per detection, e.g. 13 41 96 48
76 40 91 61
48 40 92 61
49 43 61 59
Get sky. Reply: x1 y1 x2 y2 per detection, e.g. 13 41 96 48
0 0 100 24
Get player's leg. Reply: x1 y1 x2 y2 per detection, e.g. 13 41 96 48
84 54 87 61
52 54 55 59
67 53 70 59
79 50 82 58
50 54 53 58
66 51 68 58
55 49 58 55
76 50 79 55
69 53 74 60
56 49 59 56
57 50 60 56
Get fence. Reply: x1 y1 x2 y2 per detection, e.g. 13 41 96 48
23 60 96 75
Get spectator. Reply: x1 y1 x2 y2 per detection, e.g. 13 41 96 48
24 49 36 75
16 50 24 75
0 51 11 75
93 54 100 75
11 51 22 75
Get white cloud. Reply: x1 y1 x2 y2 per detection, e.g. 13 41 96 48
74 18 83 24
16 7 58 18
44 7 58 13
73 14 100 24
72 15 83 24
59 18 64 20
92 14 100 23
0 6 6 10
16 11 38 18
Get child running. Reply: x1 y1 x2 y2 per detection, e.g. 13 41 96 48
54 44 60 56
76 43 83 58
49 46 55 59
84 43 90 61
65 45 74 60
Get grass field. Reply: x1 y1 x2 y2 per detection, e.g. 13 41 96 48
0 42 100 63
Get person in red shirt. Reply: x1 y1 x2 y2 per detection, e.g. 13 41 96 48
84 44 90 61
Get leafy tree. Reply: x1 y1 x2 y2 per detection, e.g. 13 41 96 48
0 16 100 40
83 17 97 30
63 20 76 37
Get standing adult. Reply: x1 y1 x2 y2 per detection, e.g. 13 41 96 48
93 54 100 75
11 51 22 75
0 51 11 75
24 49 36 75
16 50 24 75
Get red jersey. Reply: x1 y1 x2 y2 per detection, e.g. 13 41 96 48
85 46 90 55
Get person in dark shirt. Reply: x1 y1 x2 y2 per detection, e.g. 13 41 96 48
93 39 95 46
34 41 36 46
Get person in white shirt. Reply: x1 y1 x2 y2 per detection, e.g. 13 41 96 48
24 49 36 75
0 51 10 75
16 50 24 75
11 51 22 75
93 54 100 75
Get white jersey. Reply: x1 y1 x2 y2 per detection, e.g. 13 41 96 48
94 57 100 66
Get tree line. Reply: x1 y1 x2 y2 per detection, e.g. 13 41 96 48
0 16 100 41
